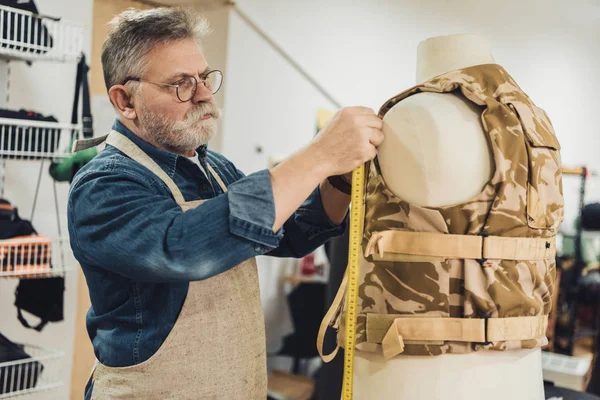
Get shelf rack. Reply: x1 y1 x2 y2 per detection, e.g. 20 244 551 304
0 118 81 160
0 236 72 279
0 5 84 63
0 344 64 399
0 4 86 399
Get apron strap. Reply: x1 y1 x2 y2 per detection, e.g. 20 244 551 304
73 130 229 201
105 131 187 205
206 163 228 193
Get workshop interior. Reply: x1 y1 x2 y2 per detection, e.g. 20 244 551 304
0 0 599 399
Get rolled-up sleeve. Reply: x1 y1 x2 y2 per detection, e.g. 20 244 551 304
227 169 283 250
229 164 347 259
68 167 284 283
266 184 348 258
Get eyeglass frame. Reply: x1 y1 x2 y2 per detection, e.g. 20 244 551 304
122 69 223 102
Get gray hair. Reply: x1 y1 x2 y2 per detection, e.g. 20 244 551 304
101 7 210 92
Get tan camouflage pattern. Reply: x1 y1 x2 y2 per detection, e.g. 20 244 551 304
334 64 563 356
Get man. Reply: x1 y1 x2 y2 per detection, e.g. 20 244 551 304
68 7 383 399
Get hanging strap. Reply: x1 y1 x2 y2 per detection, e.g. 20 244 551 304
364 230 556 261
72 133 108 152
317 271 347 363
71 53 93 139
367 314 549 360
105 131 187 205
16 308 47 332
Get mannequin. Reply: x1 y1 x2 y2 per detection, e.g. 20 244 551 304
352 34 545 400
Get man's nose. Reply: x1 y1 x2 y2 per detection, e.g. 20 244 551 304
192 81 213 104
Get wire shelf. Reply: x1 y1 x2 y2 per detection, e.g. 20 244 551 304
0 344 64 398
0 118 81 160
0 5 84 63
0 236 72 279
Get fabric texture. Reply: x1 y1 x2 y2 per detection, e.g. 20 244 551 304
326 63 563 357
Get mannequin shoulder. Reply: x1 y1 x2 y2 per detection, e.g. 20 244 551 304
384 92 479 125
377 92 491 207
381 92 482 138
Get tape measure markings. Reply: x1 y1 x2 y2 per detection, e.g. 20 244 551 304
342 163 366 400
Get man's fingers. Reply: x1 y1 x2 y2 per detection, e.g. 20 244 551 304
367 144 378 161
367 128 385 147
359 114 383 129
351 106 377 116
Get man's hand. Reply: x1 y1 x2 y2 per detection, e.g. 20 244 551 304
310 106 384 178
269 106 384 232
313 107 383 224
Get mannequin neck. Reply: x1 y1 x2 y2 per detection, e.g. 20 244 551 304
416 34 496 83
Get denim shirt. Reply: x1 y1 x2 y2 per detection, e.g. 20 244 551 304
67 120 347 376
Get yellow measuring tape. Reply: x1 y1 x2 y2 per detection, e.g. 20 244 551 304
342 163 366 400
315 108 367 399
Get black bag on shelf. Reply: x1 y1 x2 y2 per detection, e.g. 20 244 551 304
0 0 55 54
0 197 52 270
0 332 43 395
0 198 64 332
15 276 65 331
0 198 36 239
0 108 60 160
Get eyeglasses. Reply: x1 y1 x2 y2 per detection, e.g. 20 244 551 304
123 70 223 102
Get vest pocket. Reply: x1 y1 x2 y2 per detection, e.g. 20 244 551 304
509 102 564 231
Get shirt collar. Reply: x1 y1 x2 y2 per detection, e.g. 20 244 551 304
111 119 209 178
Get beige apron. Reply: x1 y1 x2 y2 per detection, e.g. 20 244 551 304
79 131 267 399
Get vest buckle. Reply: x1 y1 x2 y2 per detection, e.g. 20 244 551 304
476 230 489 265
475 314 492 346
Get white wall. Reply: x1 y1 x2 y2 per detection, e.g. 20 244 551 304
198 6 230 153
221 0 600 232
0 0 93 399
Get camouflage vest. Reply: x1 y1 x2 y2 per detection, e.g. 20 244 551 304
318 64 563 361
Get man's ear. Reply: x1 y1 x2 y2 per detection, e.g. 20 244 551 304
109 85 137 121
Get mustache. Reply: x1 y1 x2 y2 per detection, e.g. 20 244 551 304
184 102 222 123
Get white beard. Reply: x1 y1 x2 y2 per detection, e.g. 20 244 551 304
139 102 222 154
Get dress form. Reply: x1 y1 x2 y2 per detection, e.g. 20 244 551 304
352 33 545 400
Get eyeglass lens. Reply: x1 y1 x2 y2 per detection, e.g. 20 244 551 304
177 71 223 101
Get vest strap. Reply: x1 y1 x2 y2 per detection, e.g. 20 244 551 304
316 271 347 363
365 230 556 261
368 314 549 360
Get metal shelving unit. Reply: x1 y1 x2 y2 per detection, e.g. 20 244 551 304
0 4 86 399
0 118 82 160
0 236 72 279
0 5 84 63
0 344 64 399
